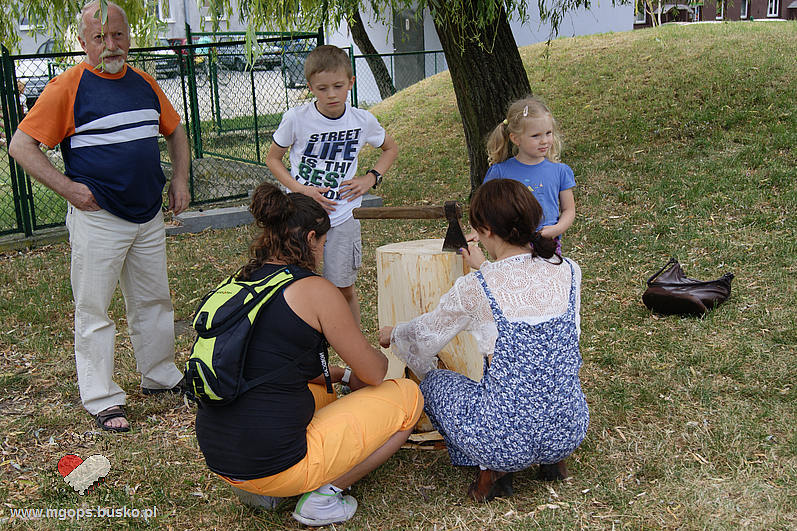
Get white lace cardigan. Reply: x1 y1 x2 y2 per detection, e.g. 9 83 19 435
390 254 582 378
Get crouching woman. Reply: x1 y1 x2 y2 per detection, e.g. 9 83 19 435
195 183 423 526
379 178 588 502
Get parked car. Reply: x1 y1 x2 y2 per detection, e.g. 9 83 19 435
217 37 282 71
167 37 188 55
16 39 69 110
152 39 181 79
279 40 314 89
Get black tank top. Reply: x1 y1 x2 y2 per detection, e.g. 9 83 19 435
195 263 328 479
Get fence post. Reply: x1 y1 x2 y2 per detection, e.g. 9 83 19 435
1 45 33 237
281 48 289 110
317 26 325 48
349 45 358 108
211 54 222 130
185 24 203 163
250 68 261 164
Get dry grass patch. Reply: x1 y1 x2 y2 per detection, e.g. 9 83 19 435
1 21 796 529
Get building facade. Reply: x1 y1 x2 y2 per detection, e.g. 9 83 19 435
701 0 796 20
325 3 634 101
633 0 796 26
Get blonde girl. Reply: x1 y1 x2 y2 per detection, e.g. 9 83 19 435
484 96 575 253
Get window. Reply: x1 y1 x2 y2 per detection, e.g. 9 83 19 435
200 0 227 23
635 2 647 23
767 0 779 16
158 0 174 22
693 5 702 20
37 39 55 54
716 0 724 18
740 0 749 17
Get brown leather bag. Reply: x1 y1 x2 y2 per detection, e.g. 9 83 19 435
642 258 734 316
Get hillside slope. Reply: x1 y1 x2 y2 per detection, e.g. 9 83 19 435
361 21 796 528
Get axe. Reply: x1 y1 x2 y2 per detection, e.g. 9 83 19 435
353 201 468 252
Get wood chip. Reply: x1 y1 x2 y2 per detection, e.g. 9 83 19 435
408 430 443 442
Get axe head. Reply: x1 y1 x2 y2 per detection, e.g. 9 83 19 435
442 201 468 253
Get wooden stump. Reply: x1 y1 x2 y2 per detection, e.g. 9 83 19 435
377 239 482 430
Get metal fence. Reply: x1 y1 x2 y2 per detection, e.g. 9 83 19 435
0 37 444 241
159 30 320 204
0 46 82 237
350 49 447 107
0 30 320 238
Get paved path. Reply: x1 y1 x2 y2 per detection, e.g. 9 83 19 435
158 69 309 122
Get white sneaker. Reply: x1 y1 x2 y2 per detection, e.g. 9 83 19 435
231 486 283 510
291 490 358 526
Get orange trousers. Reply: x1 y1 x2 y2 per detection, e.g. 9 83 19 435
221 378 423 497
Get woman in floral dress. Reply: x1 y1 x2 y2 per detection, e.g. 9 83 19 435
379 178 588 501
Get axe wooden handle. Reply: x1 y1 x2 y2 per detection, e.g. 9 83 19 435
353 206 447 219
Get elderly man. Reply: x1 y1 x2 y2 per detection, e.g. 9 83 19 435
9 1 189 432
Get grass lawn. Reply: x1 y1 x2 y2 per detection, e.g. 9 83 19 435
1 21 795 529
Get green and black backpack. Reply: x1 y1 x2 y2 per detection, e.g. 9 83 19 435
184 265 332 406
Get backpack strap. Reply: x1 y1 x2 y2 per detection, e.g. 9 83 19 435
316 340 334 394
285 266 333 393
236 266 333 396
235 341 333 395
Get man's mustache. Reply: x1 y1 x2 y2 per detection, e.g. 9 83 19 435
100 51 125 60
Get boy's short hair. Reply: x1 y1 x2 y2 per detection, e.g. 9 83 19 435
304 45 353 82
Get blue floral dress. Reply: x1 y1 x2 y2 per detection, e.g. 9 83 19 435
419 261 589 471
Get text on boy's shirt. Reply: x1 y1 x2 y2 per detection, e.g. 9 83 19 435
307 129 362 143
296 127 363 200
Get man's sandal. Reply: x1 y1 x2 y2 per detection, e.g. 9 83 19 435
95 406 130 433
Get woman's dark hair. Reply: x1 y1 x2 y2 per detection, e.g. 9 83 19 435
469 178 560 261
239 183 331 279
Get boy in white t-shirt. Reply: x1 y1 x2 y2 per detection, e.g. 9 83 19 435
266 45 398 324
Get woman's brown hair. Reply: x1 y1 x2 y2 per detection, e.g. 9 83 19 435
469 178 560 261
239 182 331 279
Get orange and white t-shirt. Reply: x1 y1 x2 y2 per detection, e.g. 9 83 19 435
19 62 181 223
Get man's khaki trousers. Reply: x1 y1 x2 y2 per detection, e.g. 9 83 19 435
66 205 182 415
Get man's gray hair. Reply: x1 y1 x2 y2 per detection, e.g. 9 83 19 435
77 1 130 41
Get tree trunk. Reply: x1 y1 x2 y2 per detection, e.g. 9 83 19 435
348 10 397 101
377 238 482 433
431 1 531 194
376 238 482 382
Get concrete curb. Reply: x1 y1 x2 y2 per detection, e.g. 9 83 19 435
0 227 68 253
166 205 253 236
0 195 383 251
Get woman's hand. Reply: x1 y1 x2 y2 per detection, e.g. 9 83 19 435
539 225 558 239
461 230 486 269
378 326 393 348
461 243 486 270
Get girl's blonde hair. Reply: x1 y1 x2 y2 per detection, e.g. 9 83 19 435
486 95 562 165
